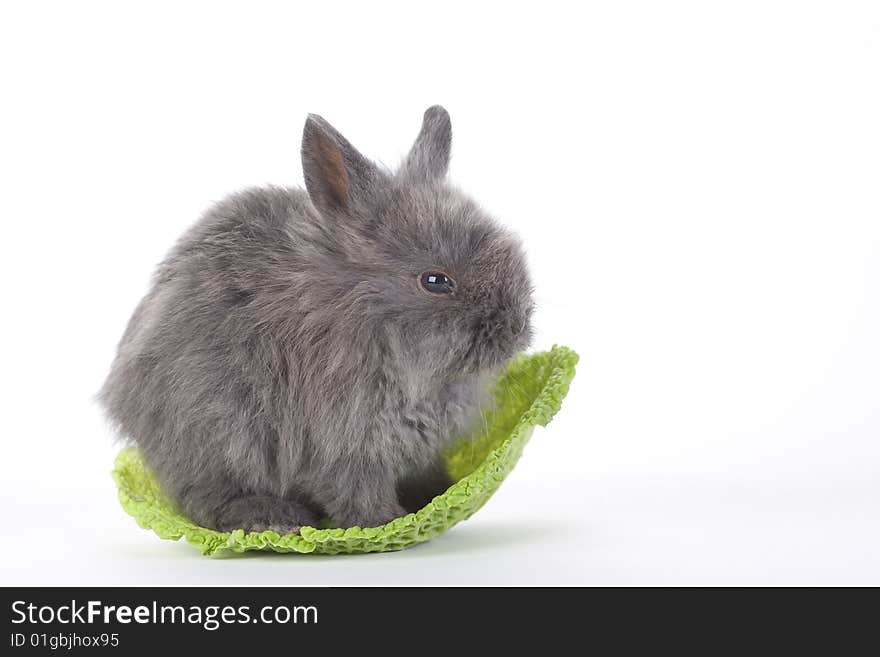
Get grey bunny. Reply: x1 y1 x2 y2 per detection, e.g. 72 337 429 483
100 106 534 533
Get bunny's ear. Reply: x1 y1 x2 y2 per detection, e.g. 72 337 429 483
401 105 452 182
302 114 380 216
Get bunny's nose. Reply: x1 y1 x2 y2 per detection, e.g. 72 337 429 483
479 304 531 342
515 306 531 335
511 299 534 336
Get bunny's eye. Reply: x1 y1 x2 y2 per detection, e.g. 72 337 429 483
420 271 455 295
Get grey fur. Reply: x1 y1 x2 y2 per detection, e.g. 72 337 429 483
400 105 452 181
99 106 534 532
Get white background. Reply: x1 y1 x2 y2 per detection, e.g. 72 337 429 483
1 1 878 586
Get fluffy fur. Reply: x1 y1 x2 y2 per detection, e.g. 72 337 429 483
99 106 534 532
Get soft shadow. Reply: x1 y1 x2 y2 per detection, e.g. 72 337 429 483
116 520 566 562
396 522 566 558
